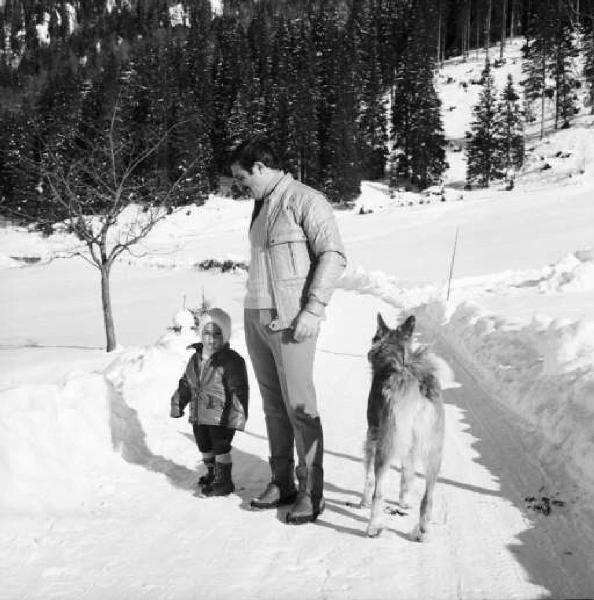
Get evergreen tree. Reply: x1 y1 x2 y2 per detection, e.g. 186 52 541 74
584 28 594 114
267 16 293 166
390 0 447 190
496 73 525 184
185 0 218 192
551 21 580 129
521 1 579 135
310 3 342 188
348 0 388 180
211 15 247 171
466 60 502 187
0 108 41 224
286 17 320 185
324 33 361 204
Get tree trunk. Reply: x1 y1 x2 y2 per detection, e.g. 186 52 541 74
476 11 481 58
100 264 117 352
510 0 515 39
437 8 442 63
540 61 546 139
466 0 471 59
500 0 507 59
485 0 492 58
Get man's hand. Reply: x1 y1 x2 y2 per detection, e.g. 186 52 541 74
293 310 321 342
170 404 184 418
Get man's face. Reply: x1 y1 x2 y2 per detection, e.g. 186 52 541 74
231 162 268 199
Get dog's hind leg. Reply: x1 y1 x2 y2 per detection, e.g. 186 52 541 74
360 427 377 508
413 462 438 542
397 449 415 511
367 431 393 538
412 428 444 542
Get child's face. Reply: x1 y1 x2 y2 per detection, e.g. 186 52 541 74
202 323 224 354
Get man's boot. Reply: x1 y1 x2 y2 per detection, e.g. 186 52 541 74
286 465 325 524
251 458 297 509
198 456 216 489
203 460 234 497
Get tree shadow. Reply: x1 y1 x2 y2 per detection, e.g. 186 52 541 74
107 378 197 491
107 378 269 499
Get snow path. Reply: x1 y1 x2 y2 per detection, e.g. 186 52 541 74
2 290 594 600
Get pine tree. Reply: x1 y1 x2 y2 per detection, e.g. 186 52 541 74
496 73 524 184
310 3 342 188
348 0 388 180
211 15 247 171
551 21 579 129
324 33 361 204
584 28 594 114
390 0 447 190
520 1 578 135
0 108 41 224
182 2 216 196
286 17 320 185
267 16 293 166
466 60 502 187
521 8 555 138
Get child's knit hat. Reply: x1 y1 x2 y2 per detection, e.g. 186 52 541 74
198 307 232 344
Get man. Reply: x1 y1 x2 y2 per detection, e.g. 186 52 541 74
230 139 346 524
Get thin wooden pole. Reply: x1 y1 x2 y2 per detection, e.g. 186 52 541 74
446 227 460 301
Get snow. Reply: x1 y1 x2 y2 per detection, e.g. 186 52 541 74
2 40 594 599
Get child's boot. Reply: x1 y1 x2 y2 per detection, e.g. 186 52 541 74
198 454 216 489
203 455 234 497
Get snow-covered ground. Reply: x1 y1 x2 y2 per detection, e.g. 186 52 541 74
2 41 594 599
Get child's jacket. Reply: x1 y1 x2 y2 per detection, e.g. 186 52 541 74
170 343 249 430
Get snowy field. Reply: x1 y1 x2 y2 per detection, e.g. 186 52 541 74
2 42 594 599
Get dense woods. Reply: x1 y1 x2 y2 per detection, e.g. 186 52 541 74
0 0 593 224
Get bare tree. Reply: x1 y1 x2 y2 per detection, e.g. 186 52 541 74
4 107 199 351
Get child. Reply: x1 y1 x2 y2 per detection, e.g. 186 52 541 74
170 307 249 496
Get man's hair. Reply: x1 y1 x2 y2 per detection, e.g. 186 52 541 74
229 138 280 172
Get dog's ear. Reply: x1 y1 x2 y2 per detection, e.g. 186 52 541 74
376 313 389 336
398 315 416 339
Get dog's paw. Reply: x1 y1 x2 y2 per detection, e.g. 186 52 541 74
346 497 371 509
411 524 428 542
386 506 408 516
366 524 383 538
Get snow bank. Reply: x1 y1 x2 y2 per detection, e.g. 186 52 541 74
416 300 594 493
0 373 115 513
339 263 594 495
0 323 198 514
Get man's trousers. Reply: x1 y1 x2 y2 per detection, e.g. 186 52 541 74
244 308 324 499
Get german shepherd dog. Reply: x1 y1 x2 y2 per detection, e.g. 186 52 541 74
361 314 445 541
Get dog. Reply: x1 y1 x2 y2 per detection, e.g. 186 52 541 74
360 313 445 541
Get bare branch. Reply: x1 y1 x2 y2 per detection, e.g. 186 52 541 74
118 118 197 191
159 158 201 207
109 96 120 190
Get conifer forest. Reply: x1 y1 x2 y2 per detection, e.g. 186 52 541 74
1 0 594 227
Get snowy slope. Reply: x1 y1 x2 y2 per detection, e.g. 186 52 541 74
2 40 594 599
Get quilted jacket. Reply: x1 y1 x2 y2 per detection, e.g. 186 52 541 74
170 343 249 430
260 173 347 330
